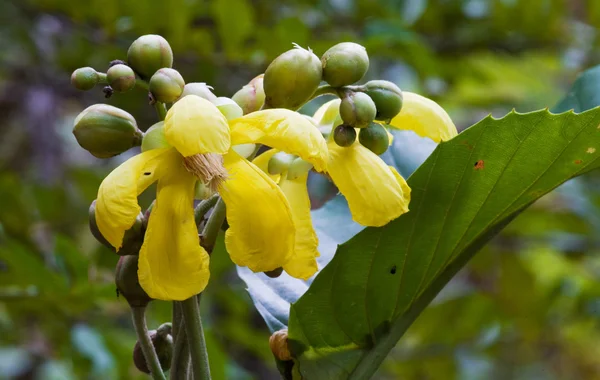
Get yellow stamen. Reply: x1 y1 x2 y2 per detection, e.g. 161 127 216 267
183 153 228 192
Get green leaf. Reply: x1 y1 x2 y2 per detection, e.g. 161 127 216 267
287 108 600 379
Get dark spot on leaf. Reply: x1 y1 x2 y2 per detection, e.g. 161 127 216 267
144 172 151 175
574 159 583 165
474 160 485 170
390 265 397 274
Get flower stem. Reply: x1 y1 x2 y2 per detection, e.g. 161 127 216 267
170 303 190 380
194 194 220 228
201 198 226 254
131 306 166 380
155 102 167 121
181 296 211 380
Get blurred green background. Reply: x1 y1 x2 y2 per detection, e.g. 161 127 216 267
2 0 600 379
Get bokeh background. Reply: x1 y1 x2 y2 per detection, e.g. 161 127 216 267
2 0 600 379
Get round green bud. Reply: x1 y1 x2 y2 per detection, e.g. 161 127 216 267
149 68 185 103
88 200 112 249
321 42 369 87
127 34 173 79
107 64 136 93
232 74 265 114
89 200 145 255
268 152 296 175
333 124 357 147
362 80 403 121
264 44 322 110
115 255 152 307
133 330 172 374
212 97 243 120
73 104 143 158
180 82 217 102
141 121 169 152
71 67 99 91
339 92 376 128
359 122 389 155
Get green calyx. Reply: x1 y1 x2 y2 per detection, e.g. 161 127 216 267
127 34 173 79
212 96 243 120
115 255 152 308
133 329 173 374
339 92 377 128
180 82 217 102
361 80 403 121
107 64 136 93
321 42 369 88
71 67 99 91
149 68 185 103
232 74 265 114
73 104 143 158
264 44 323 110
358 122 389 155
141 121 169 152
333 124 357 147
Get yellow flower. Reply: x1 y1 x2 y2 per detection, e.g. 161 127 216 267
95 95 327 300
312 92 456 227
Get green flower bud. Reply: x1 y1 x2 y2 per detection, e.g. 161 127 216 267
89 200 112 249
268 152 295 175
264 44 322 110
115 255 152 307
133 329 172 374
89 200 145 255
127 34 173 79
141 122 169 152
339 92 376 128
358 122 389 155
333 124 357 147
71 67 99 91
286 158 313 180
73 104 143 158
149 68 185 103
321 42 369 87
107 64 136 93
180 82 217 102
212 97 243 120
232 74 265 114
362 80 403 121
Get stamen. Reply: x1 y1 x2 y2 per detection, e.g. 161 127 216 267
183 153 228 192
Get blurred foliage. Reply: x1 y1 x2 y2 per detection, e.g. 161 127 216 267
2 0 600 379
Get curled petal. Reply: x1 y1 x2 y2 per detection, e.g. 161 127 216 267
96 148 172 250
219 150 295 272
229 109 328 172
389 92 457 143
279 173 319 280
251 148 280 182
313 99 341 128
165 95 231 156
138 162 210 301
327 141 410 227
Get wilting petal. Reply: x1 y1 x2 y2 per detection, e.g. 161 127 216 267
229 109 328 172
279 173 319 279
251 148 280 182
138 162 210 301
165 95 230 156
219 150 294 272
388 92 457 143
327 141 410 227
96 148 172 250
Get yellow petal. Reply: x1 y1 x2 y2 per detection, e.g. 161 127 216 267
138 160 210 301
219 150 294 272
327 141 410 227
279 173 319 280
313 99 341 127
165 95 231 156
251 148 281 183
229 109 328 172
389 92 457 143
96 148 172 250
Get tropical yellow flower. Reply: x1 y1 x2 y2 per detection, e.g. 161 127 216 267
311 92 457 227
95 95 328 300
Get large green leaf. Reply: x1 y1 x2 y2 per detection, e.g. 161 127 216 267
287 108 600 379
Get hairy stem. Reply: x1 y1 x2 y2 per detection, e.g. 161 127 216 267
181 296 211 380
194 194 220 228
170 303 190 380
131 306 166 380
